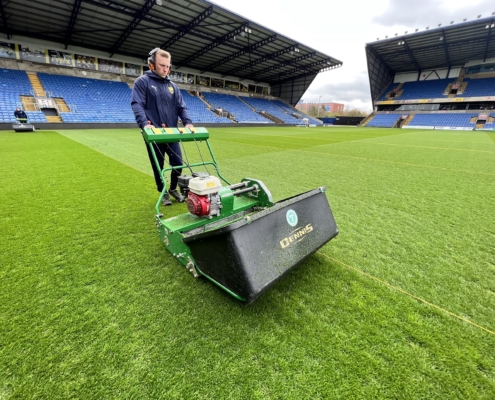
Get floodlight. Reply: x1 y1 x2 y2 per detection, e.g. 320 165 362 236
477 15 482 18
395 33 398 36
438 23 442 27
404 31 408 34
385 35 388 38
463 18 467 21
415 29 419 32
426 26 429 29
450 21 454 24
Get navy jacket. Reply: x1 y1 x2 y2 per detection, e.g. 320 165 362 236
131 71 192 129
14 110 27 119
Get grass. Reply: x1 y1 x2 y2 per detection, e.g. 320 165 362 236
1 126 494 399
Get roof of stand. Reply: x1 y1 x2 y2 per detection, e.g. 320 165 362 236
364 15 495 103
0 0 343 85
366 16 495 73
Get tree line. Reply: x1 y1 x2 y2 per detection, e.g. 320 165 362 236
303 104 370 118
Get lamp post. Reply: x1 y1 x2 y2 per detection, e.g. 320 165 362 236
317 96 322 117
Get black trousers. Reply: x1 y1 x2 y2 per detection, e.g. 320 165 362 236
145 141 183 192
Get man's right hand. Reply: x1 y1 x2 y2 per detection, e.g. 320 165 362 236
144 124 155 128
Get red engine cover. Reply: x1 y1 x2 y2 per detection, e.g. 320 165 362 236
186 192 210 216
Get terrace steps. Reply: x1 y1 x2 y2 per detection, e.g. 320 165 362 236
20 95 37 111
45 115 62 123
54 98 70 112
27 72 46 97
401 114 415 126
360 112 375 126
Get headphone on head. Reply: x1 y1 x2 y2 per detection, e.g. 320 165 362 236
148 47 160 71
148 47 172 75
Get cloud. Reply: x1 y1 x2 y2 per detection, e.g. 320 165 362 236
303 71 373 111
372 0 494 29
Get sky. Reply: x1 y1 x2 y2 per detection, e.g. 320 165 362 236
211 0 495 111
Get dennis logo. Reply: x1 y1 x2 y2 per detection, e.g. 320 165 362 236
280 224 314 249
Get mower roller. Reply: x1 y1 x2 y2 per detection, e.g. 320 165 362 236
12 118 36 132
143 126 338 304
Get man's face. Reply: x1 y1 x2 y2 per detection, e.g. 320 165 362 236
154 53 171 78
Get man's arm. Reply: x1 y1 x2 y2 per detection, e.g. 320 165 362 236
130 78 152 128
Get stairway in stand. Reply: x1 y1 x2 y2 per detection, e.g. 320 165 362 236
20 95 37 111
27 72 46 97
45 115 62 123
55 98 70 112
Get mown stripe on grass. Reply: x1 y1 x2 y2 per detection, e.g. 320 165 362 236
2 129 495 398
319 252 495 337
212 137 495 177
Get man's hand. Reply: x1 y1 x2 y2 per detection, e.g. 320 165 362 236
185 124 194 129
144 124 155 128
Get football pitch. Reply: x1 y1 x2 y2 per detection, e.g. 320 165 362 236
1 126 494 398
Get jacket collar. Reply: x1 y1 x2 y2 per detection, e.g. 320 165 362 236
146 70 171 82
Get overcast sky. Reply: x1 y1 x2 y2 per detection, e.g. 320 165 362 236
211 0 494 111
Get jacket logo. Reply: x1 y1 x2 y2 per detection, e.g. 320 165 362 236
280 224 314 249
168 87 174 94
151 85 157 91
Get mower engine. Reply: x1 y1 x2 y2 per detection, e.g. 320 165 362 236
185 174 222 218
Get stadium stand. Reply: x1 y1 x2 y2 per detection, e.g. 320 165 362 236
408 113 477 128
458 78 495 97
484 114 495 127
366 114 400 127
202 92 273 123
378 78 455 101
180 90 232 124
272 100 323 125
242 97 300 124
38 72 135 123
0 69 47 123
1 66 324 127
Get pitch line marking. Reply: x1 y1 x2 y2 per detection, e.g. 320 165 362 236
318 252 495 337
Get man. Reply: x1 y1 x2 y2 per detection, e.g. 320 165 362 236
131 48 194 206
14 107 28 123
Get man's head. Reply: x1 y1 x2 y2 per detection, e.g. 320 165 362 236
16 107 21 111
148 48 171 78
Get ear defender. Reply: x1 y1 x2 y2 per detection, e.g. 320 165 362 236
148 47 160 71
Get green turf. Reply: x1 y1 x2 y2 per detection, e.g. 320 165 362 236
1 127 494 399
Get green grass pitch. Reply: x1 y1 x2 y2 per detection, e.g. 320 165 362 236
1 126 494 398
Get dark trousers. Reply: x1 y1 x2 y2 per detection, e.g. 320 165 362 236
145 141 183 192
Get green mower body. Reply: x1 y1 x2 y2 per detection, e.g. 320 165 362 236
142 127 338 303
